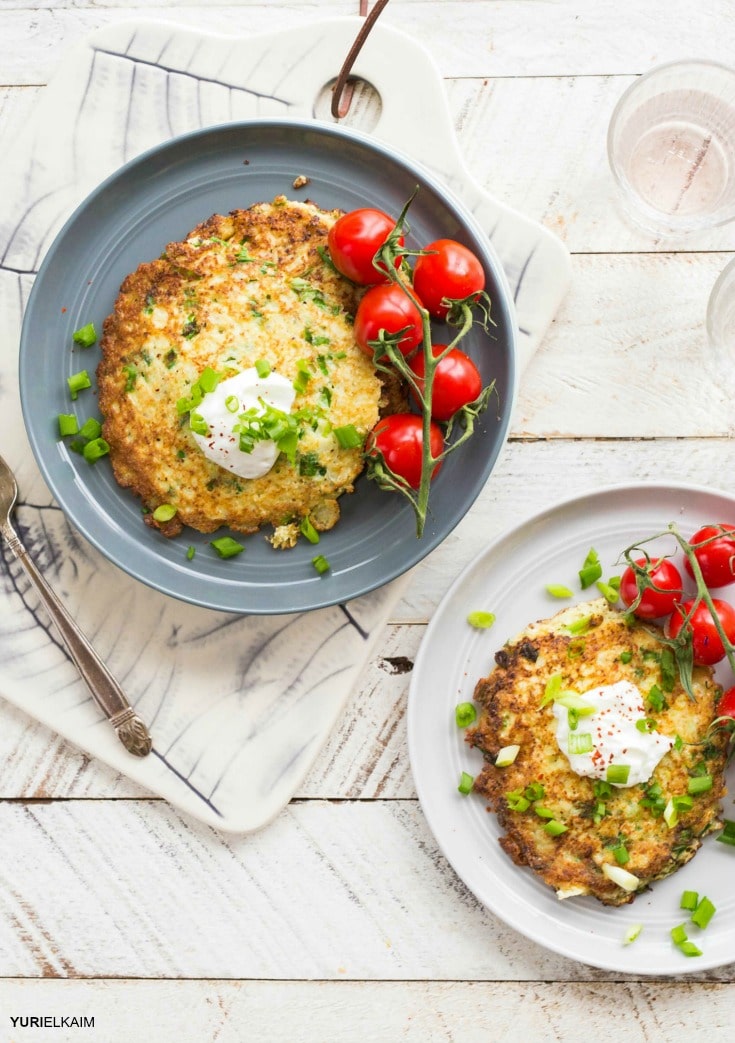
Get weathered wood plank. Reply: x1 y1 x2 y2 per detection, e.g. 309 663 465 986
1 978 734 1042
3 1 734 84
1 799 734 982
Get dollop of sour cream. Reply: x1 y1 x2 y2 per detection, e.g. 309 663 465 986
552 679 674 787
192 367 295 480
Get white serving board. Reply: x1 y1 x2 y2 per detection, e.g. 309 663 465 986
0 17 570 832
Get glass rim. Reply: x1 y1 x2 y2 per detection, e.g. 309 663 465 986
706 255 735 344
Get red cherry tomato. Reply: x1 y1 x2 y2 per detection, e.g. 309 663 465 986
619 557 684 619
717 685 735 718
664 597 735 665
353 283 424 358
327 208 403 285
407 344 483 421
367 413 444 490
684 524 735 588
412 239 485 320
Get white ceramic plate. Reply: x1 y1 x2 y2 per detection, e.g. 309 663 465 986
408 483 735 973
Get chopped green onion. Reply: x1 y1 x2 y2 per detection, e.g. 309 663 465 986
567 639 585 659
691 896 716 929
543 819 568 836
186 545 196 561
225 395 239 413
254 358 271 378
606 764 630 786
495 744 520 767
670 923 689 946
534 805 556 819
680 890 699 911
619 650 633 664
663 798 679 829
546 584 573 598
579 547 602 589
612 842 629 865
678 940 703 957
506 790 531 812
646 684 666 712
312 554 330 575
292 360 311 394
81 437 109 463
540 672 563 707
623 924 643 945
524 782 546 801
467 611 495 629
189 412 209 436
716 819 735 846
454 702 477 728
210 536 245 559
457 771 474 795
568 731 593 755
602 863 640 891
57 413 79 437
687 774 713 795
635 717 656 733
555 692 595 716
300 516 320 545
333 424 363 450
152 504 177 523
673 734 684 751
596 579 619 603
67 370 92 399
72 322 97 347
198 367 221 393
78 417 102 441
566 615 592 635
673 794 693 813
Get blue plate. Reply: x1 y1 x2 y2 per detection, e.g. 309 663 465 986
19 119 517 614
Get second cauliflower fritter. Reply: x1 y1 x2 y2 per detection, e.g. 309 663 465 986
98 196 396 543
466 598 728 906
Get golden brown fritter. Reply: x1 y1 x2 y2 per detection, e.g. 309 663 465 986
466 598 728 906
97 196 396 542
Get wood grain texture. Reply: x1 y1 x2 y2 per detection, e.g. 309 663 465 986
1 978 734 1043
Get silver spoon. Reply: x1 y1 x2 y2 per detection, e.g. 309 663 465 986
0 453 152 757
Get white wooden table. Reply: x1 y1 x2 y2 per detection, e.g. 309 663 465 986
2 1 735 1038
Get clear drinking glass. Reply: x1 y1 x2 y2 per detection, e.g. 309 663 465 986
706 257 735 391
608 60 735 236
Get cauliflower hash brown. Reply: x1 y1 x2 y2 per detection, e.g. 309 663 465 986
98 196 398 545
466 598 729 906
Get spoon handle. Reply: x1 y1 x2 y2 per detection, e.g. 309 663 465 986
2 519 152 757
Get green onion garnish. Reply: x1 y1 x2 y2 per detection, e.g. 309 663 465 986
619 650 633 664
225 395 239 413
716 819 735 846
566 615 592 635
568 732 593 755
72 322 97 347
646 684 666 712
578 547 602 589
601 863 640 891
506 790 531 812
543 819 568 836
687 774 713 795
680 890 699 911
210 536 245 559
312 554 330 575
186 545 196 561
678 941 703 957
524 782 545 801
596 579 619 603
254 359 271 378
495 744 520 767
623 924 643 945
189 412 209 436
81 437 109 463
78 417 102 441
300 516 320 545
152 504 177 523
467 611 495 629
606 764 630 785
292 360 311 395
612 842 629 865
333 424 363 450
534 805 556 819
635 717 656 733
57 414 79 437
457 771 474 795
455 702 477 728
670 923 688 946
691 896 716 929
540 672 563 707
67 370 92 400
546 584 573 598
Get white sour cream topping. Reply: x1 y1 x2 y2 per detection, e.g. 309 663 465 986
552 679 674 787
192 367 295 480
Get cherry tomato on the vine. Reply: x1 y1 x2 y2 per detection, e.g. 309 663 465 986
717 685 735 718
664 597 735 666
619 557 683 619
407 344 483 421
684 524 735 588
412 239 485 320
327 208 403 285
353 283 424 358
367 413 444 490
